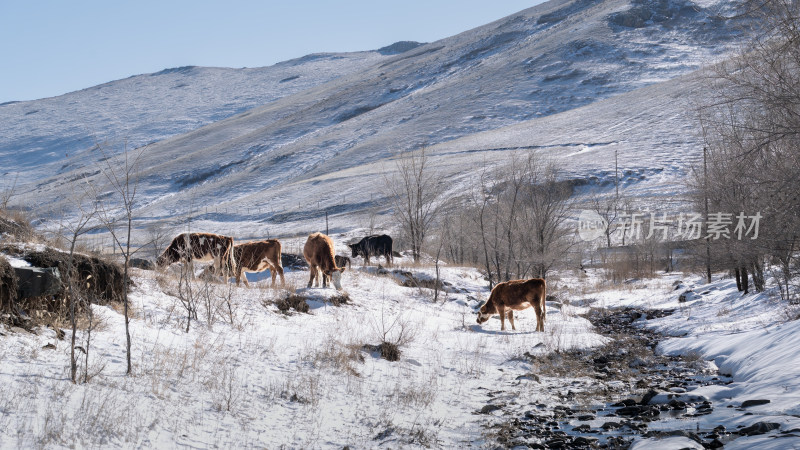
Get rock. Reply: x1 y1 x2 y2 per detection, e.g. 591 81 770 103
741 399 771 408
617 405 659 417
612 399 637 407
573 436 598 445
516 373 540 382
739 422 781 436
601 421 622 430
129 258 154 270
707 438 724 449
479 404 503 414
629 357 648 367
577 414 595 421
640 389 660 405
643 430 703 444
626 421 648 432
668 399 686 410
573 424 592 433
13 266 62 298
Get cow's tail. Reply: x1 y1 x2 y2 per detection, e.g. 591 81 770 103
541 279 547 322
226 237 236 276
275 240 284 269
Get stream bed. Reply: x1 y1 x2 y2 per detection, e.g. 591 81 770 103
481 307 791 449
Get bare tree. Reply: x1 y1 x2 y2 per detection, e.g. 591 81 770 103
694 0 800 294
386 147 441 262
146 221 170 263
467 160 500 288
94 142 146 375
56 181 98 383
514 152 575 279
0 174 18 211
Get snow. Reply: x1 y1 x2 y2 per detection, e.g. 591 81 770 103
4 0 798 447
631 435 705 450
1 253 30 268
4 244 800 447
0 249 611 447
588 272 800 448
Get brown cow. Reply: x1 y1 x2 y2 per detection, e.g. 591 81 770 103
157 232 235 279
303 232 346 290
334 255 351 270
476 279 546 332
204 240 285 287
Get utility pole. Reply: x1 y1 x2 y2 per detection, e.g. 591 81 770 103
615 148 619 200
704 147 712 283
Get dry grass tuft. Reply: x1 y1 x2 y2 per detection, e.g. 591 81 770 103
273 293 310 314
327 291 350 306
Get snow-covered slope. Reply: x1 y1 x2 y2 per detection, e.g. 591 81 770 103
3 0 749 241
0 52 388 182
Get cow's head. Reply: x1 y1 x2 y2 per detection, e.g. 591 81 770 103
156 250 173 268
476 301 495 325
325 266 346 290
348 243 360 258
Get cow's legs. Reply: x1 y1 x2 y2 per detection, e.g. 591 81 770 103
498 304 506 331
534 302 544 332
269 265 277 287
307 265 316 288
508 310 516 330
276 265 285 287
238 268 250 287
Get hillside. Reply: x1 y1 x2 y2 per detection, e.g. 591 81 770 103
1 0 750 243
0 52 387 184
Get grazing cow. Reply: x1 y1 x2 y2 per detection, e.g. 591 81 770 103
157 232 235 278
476 279 546 332
303 232 346 290
334 255 351 270
204 240 285 287
348 234 393 265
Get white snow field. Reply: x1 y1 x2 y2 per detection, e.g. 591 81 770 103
0 234 607 448
3 236 800 447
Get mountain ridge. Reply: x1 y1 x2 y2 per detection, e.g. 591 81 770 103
2 0 750 242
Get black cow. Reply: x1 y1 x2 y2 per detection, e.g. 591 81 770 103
348 235 393 266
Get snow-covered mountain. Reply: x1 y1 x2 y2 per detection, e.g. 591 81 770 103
2 0 749 242
0 52 389 182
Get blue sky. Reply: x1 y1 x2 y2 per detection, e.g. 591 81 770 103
0 1 542 104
